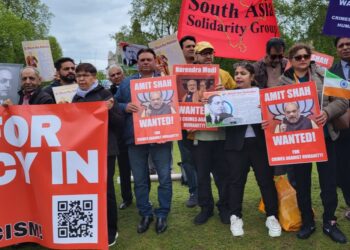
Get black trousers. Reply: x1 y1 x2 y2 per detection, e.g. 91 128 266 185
116 144 133 202
336 129 350 206
225 138 278 218
108 155 118 240
292 138 338 226
192 140 229 212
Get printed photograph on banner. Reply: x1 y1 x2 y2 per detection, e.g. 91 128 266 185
260 82 328 165
203 88 261 127
0 63 22 105
131 75 182 144
22 40 56 82
174 64 219 130
0 102 108 249
149 33 186 75
118 42 147 69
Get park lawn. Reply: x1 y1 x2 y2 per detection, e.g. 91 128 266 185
5 144 350 250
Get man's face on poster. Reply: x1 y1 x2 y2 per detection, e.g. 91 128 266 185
125 46 137 61
150 91 163 110
0 69 12 96
284 103 300 124
209 95 225 115
187 79 197 93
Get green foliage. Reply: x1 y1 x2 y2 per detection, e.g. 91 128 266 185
96 70 107 81
0 0 62 65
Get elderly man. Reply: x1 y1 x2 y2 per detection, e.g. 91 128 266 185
142 91 175 117
116 48 172 234
44 57 76 101
206 94 233 124
275 102 318 133
106 64 134 210
2 66 53 106
122 45 138 67
254 38 288 88
330 37 350 220
191 41 236 225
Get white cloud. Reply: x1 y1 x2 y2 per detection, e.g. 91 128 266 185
42 0 132 70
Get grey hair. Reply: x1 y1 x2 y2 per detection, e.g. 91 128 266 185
21 66 40 77
107 64 124 74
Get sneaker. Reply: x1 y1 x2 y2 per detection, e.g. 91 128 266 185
323 221 347 244
265 216 281 237
186 193 198 208
194 208 214 225
297 224 316 239
108 232 118 247
230 215 244 236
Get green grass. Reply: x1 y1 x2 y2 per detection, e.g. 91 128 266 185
4 144 350 249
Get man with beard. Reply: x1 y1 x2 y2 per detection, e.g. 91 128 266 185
44 57 76 102
2 66 53 106
141 91 175 117
274 102 318 133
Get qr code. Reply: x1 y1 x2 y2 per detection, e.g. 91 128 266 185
52 194 98 244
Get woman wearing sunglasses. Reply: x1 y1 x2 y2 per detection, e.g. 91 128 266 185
279 43 348 244
225 62 281 238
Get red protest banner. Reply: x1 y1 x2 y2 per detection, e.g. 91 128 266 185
131 76 182 144
0 102 108 249
174 64 219 130
177 0 280 60
260 82 327 165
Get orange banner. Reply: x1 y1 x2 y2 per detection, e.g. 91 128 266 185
177 0 280 60
174 64 219 130
260 82 327 165
0 103 108 249
131 76 182 144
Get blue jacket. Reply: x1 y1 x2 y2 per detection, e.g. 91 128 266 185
115 73 140 145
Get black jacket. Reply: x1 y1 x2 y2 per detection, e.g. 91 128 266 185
18 87 54 105
329 61 346 80
72 85 124 156
43 80 62 102
225 124 266 151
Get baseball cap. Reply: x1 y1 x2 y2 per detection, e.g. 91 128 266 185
195 41 214 53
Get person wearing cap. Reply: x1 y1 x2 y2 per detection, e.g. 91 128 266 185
191 41 236 225
330 37 350 221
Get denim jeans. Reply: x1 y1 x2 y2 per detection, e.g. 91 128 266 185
128 142 173 218
178 131 197 195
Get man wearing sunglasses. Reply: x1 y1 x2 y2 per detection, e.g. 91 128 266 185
330 37 350 222
44 57 76 102
254 37 288 88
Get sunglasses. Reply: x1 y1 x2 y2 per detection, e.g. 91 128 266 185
293 54 311 61
269 54 284 60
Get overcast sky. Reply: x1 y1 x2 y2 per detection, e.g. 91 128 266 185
42 0 132 70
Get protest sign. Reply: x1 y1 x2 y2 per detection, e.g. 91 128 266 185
0 63 22 105
260 82 327 165
53 84 78 103
22 40 55 82
149 33 186 75
177 0 280 60
203 88 261 127
0 102 108 249
323 0 350 37
174 64 219 130
118 42 147 69
131 75 182 144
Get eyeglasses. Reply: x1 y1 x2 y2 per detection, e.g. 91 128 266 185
337 42 350 49
293 54 311 61
76 73 93 78
269 54 284 60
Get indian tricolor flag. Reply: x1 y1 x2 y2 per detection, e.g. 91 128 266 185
324 70 350 99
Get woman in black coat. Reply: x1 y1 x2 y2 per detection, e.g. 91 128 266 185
225 62 281 238
72 63 124 246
